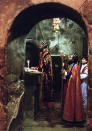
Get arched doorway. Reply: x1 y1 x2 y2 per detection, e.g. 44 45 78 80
7 2 87 42
6 2 88 131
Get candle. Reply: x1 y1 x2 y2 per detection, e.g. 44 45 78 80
27 60 30 68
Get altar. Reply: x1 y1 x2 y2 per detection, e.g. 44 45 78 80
24 67 43 120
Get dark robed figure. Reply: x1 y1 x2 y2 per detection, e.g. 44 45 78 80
39 44 53 105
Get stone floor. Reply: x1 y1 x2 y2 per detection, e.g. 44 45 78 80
23 126 86 131
9 119 87 131
9 102 87 131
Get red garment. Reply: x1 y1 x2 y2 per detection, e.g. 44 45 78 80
63 64 85 122
40 49 53 103
40 49 48 69
61 68 71 113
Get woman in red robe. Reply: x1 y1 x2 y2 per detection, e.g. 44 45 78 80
62 54 85 122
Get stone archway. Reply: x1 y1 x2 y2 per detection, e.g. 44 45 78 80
0 0 92 130
7 2 87 43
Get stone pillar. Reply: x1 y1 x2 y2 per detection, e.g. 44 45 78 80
0 47 7 131
81 0 92 130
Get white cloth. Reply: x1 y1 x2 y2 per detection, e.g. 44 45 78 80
80 63 88 109
65 71 67 76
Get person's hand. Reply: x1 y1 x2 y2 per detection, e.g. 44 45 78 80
61 69 65 75
62 62 65 67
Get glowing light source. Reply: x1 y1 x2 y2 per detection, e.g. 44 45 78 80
52 18 61 33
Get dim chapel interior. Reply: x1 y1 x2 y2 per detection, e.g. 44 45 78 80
6 3 88 131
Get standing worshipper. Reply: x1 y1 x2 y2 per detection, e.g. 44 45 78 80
62 54 85 123
39 43 53 106
80 57 88 111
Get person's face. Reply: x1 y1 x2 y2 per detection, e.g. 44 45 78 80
68 55 73 65
39 44 43 53
39 44 42 49
82 58 87 64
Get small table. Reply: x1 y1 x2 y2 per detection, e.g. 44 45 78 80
24 67 43 120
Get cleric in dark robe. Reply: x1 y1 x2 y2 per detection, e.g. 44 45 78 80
39 43 53 105
62 54 85 122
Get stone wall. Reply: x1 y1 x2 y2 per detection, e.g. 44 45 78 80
6 36 26 85
0 0 92 130
81 1 92 130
